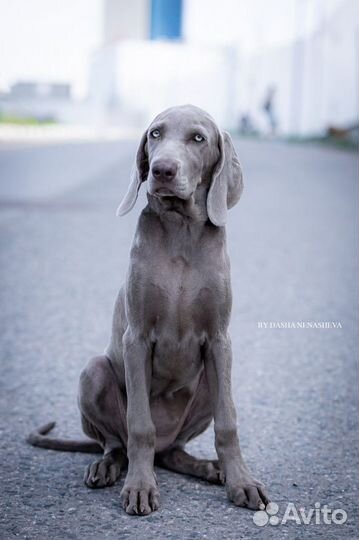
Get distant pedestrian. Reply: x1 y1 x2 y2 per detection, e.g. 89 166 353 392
262 86 278 135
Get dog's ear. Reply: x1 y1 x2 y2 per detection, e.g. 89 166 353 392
207 131 243 227
116 130 149 216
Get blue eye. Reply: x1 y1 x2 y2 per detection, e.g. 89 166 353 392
193 134 204 142
150 129 160 139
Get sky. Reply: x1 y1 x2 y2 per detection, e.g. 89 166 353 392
0 0 347 99
0 0 101 98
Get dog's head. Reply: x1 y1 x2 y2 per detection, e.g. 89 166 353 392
117 105 243 226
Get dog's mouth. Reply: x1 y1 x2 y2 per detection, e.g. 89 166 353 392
151 190 189 213
153 188 189 203
149 176 189 200
154 188 176 197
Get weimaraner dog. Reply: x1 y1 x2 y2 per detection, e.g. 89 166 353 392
28 104 269 515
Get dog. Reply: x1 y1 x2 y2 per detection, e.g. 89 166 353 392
28 104 269 515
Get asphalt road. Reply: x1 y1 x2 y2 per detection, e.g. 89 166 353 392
0 138 358 540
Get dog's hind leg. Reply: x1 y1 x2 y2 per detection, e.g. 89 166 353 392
155 370 224 484
78 355 128 488
155 447 224 484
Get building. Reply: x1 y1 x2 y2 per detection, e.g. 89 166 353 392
0 81 72 122
90 0 358 135
89 0 239 129
10 82 71 100
238 0 359 135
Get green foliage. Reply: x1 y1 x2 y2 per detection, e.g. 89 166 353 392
0 113 56 125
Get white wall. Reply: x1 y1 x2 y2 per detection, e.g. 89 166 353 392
301 0 358 133
89 0 358 135
89 40 239 129
103 0 149 43
238 0 359 135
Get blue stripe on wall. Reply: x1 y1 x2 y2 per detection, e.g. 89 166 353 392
150 0 182 40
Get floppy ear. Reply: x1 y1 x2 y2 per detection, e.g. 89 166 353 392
116 129 149 216
207 131 244 227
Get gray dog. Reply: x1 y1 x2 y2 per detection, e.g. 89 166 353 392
28 104 269 516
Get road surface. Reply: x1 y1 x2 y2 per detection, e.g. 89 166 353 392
0 138 358 539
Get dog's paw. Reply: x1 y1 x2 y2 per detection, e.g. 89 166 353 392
120 475 160 515
226 474 270 510
204 459 226 484
84 455 122 488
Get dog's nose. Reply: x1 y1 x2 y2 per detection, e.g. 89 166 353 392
151 160 177 182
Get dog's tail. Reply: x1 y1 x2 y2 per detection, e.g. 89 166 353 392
26 421 103 454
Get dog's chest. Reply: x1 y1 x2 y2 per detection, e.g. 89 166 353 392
127 223 231 392
151 331 203 395
144 252 221 337
145 254 226 389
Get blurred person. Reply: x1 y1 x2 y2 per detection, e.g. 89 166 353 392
262 86 278 135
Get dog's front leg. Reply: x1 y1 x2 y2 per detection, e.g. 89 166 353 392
120 329 160 515
205 334 270 510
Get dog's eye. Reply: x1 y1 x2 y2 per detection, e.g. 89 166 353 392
150 129 161 139
193 134 205 143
